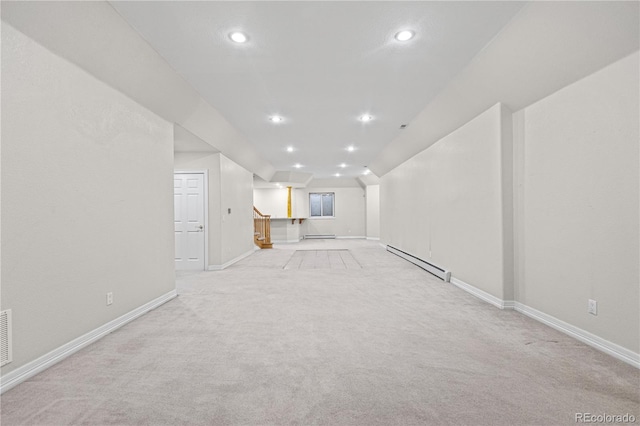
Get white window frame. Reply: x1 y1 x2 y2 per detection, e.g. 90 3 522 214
309 192 335 218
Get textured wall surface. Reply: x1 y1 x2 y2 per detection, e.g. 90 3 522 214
1 24 175 374
518 52 639 352
381 104 510 299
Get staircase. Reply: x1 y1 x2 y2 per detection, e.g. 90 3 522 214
253 207 273 249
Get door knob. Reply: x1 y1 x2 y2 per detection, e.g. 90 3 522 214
197 225 204 230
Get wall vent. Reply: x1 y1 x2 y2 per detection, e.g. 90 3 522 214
1 310 13 367
387 245 451 282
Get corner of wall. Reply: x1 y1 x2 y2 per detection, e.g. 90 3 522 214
511 109 526 304
500 103 515 301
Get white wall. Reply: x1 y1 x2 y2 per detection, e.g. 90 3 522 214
297 186 366 238
219 155 254 264
1 1 276 181
516 52 639 352
253 187 305 243
174 152 222 266
370 1 640 177
254 180 367 238
1 24 175 374
380 52 639 356
381 103 512 300
253 188 291 219
365 185 380 239
174 152 254 267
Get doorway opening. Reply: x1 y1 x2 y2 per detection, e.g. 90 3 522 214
174 171 208 270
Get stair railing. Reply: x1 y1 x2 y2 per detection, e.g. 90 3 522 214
253 207 272 248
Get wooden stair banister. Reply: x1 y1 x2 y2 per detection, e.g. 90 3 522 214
253 206 273 249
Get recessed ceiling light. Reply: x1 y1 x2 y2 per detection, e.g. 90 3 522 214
294 163 302 169
339 163 347 168
347 145 355 152
270 115 284 123
335 173 341 177
360 114 373 122
395 30 414 41
286 146 294 153
229 32 248 43
363 169 371 175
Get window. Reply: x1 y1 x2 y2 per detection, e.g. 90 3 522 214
309 192 334 217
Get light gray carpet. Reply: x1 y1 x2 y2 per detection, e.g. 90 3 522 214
284 250 361 270
1 239 638 425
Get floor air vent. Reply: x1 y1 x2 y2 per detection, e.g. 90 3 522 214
387 245 451 282
1 309 12 367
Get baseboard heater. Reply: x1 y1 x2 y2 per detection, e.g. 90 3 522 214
386 245 451 282
304 234 336 239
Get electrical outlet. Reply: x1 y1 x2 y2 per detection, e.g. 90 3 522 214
588 299 597 316
106 292 113 306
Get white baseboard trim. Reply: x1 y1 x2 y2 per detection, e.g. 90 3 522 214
0 290 177 394
512 302 640 369
335 236 366 239
502 300 516 310
449 277 509 309
366 237 380 241
448 276 639 368
208 249 254 271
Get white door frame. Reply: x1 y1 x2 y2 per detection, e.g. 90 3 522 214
174 170 209 270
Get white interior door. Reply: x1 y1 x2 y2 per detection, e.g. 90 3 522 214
174 173 205 270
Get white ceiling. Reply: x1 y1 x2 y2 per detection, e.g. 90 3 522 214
110 1 525 180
